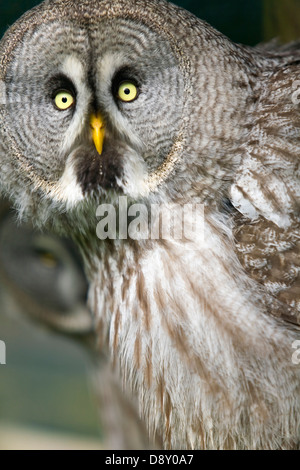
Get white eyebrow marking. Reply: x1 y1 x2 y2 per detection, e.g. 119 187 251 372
58 55 92 155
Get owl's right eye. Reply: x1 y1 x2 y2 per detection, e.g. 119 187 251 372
54 90 75 110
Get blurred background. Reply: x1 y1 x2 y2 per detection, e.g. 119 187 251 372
0 0 299 450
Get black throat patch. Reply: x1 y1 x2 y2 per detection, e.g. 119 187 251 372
74 143 122 194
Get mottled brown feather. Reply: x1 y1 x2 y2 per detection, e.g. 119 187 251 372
232 44 300 328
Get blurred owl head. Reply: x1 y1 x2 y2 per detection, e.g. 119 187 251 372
0 200 91 336
0 0 256 224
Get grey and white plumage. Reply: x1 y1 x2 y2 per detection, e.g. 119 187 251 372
0 0 299 449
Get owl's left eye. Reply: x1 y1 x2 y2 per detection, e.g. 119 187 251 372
117 81 138 102
54 90 75 110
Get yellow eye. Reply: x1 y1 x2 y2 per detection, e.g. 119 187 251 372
117 81 138 102
54 91 74 110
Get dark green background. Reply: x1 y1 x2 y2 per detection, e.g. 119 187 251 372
2 1 299 47
1 0 264 45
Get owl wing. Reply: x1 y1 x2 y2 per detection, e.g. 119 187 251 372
232 213 300 327
230 50 300 327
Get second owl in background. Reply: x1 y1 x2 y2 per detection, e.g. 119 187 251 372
0 0 299 449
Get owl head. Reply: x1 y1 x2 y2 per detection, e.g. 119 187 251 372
0 0 257 225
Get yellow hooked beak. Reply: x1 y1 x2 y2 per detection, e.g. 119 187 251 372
90 113 105 155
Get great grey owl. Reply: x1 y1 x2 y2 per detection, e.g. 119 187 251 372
0 0 299 450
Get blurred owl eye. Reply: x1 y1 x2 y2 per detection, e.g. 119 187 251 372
34 248 59 269
54 90 75 110
117 81 138 102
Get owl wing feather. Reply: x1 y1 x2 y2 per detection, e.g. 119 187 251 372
230 48 300 327
232 213 300 327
